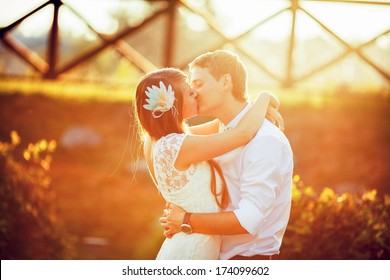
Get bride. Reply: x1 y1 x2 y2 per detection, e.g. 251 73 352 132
134 67 281 259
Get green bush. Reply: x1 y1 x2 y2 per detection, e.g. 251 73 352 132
280 175 390 259
0 131 74 259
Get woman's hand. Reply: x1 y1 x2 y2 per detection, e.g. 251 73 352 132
257 91 284 131
263 90 280 110
267 106 284 130
159 203 185 238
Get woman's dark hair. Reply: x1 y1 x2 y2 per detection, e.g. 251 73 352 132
134 68 229 209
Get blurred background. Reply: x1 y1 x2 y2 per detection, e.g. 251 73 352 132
0 0 389 260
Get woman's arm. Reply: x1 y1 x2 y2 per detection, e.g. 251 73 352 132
175 91 276 169
188 92 283 135
187 119 220 135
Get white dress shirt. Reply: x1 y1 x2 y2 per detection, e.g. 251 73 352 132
216 103 294 260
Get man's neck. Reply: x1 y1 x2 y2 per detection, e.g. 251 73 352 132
217 99 248 125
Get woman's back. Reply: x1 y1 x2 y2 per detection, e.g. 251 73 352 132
152 133 222 259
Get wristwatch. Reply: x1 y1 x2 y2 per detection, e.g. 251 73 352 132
180 212 192 234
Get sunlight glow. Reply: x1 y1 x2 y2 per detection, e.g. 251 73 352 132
1 0 389 88
1 0 389 42
0 0 47 27
204 0 390 42
209 0 290 38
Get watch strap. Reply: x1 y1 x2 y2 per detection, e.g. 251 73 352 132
183 212 192 225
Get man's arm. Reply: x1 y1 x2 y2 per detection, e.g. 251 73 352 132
160 205 247 237
161 132 282 237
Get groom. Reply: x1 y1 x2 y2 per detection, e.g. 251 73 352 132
160 50 293 260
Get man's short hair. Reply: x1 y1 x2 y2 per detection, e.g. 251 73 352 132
189 50 248 102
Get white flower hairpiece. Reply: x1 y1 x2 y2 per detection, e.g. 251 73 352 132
143 81 177 118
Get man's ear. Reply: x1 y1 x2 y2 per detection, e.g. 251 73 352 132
222 73 232 87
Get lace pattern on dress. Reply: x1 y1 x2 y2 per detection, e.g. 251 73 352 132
153 133 196 193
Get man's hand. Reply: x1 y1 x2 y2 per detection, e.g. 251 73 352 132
159 203 186 238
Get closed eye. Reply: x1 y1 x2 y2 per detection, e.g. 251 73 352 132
191 80 203 89
193 84 202 91
190 90 198 98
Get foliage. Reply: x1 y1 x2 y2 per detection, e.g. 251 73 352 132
280 175 390 259
0 131 75 259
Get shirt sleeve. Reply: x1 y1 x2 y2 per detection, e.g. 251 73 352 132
233 135 283 235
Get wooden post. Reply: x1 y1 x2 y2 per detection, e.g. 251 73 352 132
164 0 178 67
45 0 61 79
286 0 298 87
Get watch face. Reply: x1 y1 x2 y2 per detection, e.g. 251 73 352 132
181 224 192 234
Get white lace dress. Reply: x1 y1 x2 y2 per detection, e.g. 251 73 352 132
153 133 222 260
